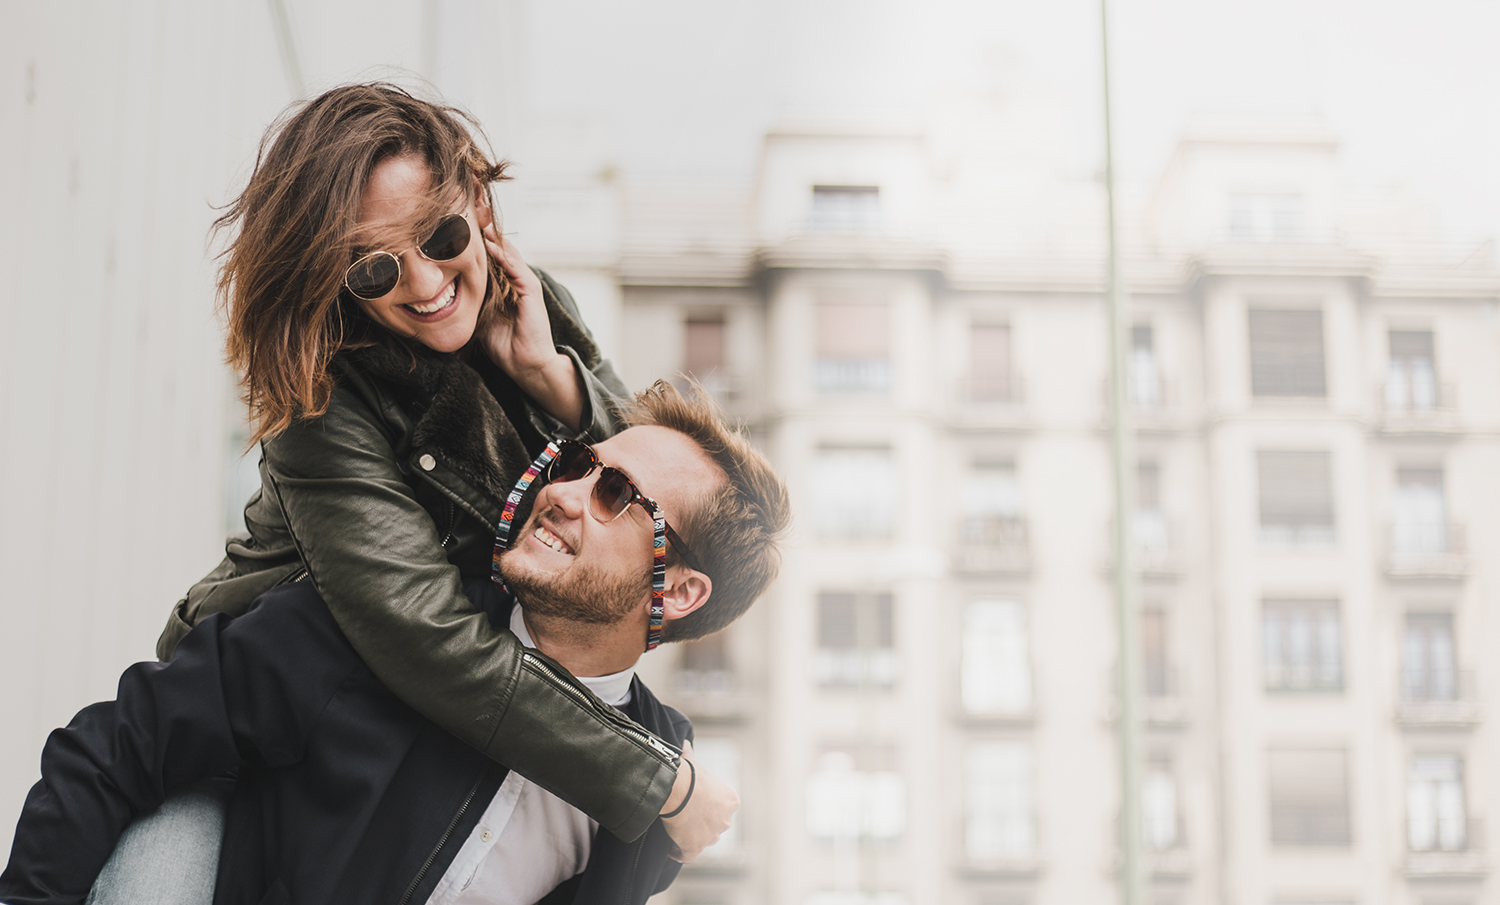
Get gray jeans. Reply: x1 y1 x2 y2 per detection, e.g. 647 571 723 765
84 781 229 905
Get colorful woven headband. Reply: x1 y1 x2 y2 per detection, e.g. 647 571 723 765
492 440 668 651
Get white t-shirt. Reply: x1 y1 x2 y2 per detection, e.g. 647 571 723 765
424 608 637 905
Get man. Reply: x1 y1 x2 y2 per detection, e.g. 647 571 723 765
1 384 791 905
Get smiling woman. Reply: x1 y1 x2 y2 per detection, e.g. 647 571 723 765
0 82 728 904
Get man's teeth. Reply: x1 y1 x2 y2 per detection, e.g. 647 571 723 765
405 281 456 314
534 525 574 555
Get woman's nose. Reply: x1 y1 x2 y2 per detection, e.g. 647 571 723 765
400 252 450 301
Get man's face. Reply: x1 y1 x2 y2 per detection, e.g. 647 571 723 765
500 426 721 626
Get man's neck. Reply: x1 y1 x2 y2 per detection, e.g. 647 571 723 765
519 610 643 678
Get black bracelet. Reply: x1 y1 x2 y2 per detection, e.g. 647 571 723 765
662 757 696 819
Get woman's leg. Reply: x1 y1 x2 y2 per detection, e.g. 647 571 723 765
84 780 230 905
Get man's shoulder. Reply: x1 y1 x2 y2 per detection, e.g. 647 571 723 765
626 677 692 747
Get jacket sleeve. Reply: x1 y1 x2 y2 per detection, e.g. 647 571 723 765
0 602 360 905
522 267 631 442
260 383 678 843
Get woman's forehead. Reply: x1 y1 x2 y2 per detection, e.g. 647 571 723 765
351 155 465 246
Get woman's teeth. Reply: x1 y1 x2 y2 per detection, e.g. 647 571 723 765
404 280 456 314
534 525 574 555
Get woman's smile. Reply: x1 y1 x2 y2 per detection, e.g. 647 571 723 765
399 276 460 321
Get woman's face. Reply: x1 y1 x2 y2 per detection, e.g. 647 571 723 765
349 154 490 353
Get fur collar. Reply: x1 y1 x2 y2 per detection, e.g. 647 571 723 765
345 273 604 511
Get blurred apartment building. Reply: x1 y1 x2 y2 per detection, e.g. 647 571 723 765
589 117 1500 905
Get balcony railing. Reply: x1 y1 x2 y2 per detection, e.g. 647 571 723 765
1385 522 1469 579
1396 669 1481 729
1377 380 1460 434
1405 817 1488 878
953 515 1032 575
967 371 1024 405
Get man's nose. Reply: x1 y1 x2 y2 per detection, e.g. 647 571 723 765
545 472 593 522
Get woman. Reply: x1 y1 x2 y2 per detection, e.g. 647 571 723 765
91 82 724 899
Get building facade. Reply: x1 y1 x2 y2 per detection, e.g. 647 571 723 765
605 122 1500 905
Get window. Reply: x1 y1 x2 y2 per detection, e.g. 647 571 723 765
1129 324 1160 407
1257 451 1335 544
1248 309 1326 398
1386 329 1438 411
1133 461 1168 554
806 747 903 840
1141 607 1170 698
811 447 895 540
969 323 1016 403
961 599 1031 715
1268 748 1351 846
1263 599 1342 693
1229 192 1303 240
815 592 896 686
1403 613 1457 702
677 632 733 695
692 737 742 854
809 184 881 233
961 459 1022 541
1393 467 1449 555
815 302 890 393
1143 757 1180 850
1408 755 1467 852
682 316 729 397
966 741 1035 860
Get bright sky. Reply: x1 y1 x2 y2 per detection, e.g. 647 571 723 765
516 0 1500 243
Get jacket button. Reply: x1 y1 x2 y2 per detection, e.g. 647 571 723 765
418 454 436 472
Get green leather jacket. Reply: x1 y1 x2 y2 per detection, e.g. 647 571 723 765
156 271 678 843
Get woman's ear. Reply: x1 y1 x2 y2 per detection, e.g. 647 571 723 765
474 181 495 231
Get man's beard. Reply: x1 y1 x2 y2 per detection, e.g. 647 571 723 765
500 546 653 626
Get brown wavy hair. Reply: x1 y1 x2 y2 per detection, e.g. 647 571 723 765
216 83 517 444
621 382 792 642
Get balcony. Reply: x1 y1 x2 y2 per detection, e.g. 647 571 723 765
950 374 1029 432
1376 380 1461 437
1405 818 1488 879
1396 669 1481 729
1104 513 1186 580
953 515 1032 575
1099 376 1188 433
1384 522 1469 580
1143 667 1191 729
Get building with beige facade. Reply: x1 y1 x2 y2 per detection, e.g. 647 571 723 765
607 121 1500 905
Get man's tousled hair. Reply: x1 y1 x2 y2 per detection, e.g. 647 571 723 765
622 382 791 642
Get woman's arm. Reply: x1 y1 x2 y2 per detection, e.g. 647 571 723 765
260 383 678 842
475 232 621 435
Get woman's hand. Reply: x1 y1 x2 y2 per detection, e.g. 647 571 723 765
477 226 585 431
660 740 738 863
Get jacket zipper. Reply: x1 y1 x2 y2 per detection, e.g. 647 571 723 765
397 773 486 905
439 499 456 549
622 836 646 905
274 567 309 587
520 652 679 763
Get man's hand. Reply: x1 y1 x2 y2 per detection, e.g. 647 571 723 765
660 740 738 863
476 227 584 431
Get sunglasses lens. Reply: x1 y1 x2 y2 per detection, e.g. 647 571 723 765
345 252 401 300
591 468 636 521
420 214 471 261
548 443 596 483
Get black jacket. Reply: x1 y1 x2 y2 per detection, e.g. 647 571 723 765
154 268 678 842
0 579 688 905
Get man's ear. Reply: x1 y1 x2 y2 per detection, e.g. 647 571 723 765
662 566 712 623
